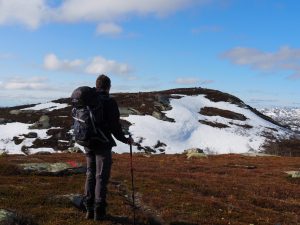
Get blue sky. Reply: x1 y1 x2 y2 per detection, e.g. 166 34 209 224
0 0 300 107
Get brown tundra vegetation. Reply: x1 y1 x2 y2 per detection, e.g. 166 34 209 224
0 152 299 225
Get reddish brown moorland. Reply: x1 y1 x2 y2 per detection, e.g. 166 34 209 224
0 153 299 225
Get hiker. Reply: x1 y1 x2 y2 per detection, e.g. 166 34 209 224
83 75 133 220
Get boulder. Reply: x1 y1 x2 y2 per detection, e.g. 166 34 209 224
29 115 50 129
184 148 204 154
0 209 36 225
0 118 7 125
184 148 207 159
9 110 21 115
119 107 141 117
0 209 17 223
19 162 86 175
50 194 85 210
285 171 300 178
152 111 175 122
67 146 84 154
25 132 38 138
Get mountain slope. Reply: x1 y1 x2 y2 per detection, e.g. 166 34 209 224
0 87 294 155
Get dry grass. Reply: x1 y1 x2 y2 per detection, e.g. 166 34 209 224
0 153 300 225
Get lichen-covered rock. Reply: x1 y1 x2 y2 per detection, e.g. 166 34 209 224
19 162 86 175
29 115 50 129
119 107 141 117
285 171 300 178
0 118 7 125
184 148 207 159
9 110 21 115
0 209 16 223
184 148 204 154
49 194 85 210
67 146 83 154
25 132 38 138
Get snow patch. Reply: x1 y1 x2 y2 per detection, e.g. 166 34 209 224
0 122 51 155
21 102 69 111
115 95 290 154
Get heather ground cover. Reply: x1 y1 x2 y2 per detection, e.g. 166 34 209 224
0 153 299 225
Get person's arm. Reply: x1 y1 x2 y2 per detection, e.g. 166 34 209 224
108 99 129 144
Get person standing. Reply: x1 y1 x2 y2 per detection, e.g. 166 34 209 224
84 74 133 221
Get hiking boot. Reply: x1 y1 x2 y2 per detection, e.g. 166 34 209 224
85 210 94 220
94 204 107 221
84 204 94 220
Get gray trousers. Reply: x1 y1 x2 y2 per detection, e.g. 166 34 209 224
84 148 112 208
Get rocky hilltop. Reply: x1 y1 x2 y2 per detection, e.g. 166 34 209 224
0 87 298 156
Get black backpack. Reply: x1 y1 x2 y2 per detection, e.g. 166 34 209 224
71 86 109 147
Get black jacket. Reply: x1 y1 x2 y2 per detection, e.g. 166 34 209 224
96 91 128 148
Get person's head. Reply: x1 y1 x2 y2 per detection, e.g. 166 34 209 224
96 74 111 93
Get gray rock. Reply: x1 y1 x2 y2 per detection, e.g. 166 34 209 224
67 147 83 154
184 148 207 159
119 107 141 117
50 194 85 210
19 162 86 175
0 209 16 223
187 152 208 159
26 132 38 138
0 118 7 125
29 115 50 129
152 111 175 122
9 110 21 115
184 148 204 154
154 101 172 111
21 145 30 155
285 171 300 178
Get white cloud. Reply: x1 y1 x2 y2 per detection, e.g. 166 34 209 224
54 0 203 22
0 0 209 30
85 56 132 76
0 76 52 90
96 22 123 36
43 53 134 78
222 46 300 79
0 0 48 29
44 53 84 71
175 77 213 85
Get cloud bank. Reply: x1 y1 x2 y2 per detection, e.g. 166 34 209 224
0 76 51 90
0 0 208 29
222 46 300 79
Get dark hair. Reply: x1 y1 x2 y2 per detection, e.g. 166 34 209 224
96 74 111 90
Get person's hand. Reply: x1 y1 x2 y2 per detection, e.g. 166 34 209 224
127 137 134 145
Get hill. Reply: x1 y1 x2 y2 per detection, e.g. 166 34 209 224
0 87 297 156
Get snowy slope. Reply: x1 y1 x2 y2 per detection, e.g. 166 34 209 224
0 88 294 155
114 95 291 154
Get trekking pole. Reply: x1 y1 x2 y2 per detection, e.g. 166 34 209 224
129 134 136 225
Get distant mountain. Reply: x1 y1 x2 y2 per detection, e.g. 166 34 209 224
0 87 296 155
259 107 300 133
